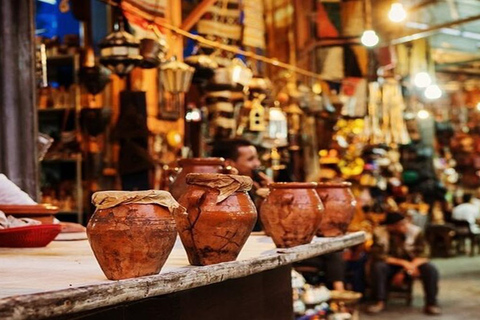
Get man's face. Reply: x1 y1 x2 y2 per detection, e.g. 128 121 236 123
228 145 261 177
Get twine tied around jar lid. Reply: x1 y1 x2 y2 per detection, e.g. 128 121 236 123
186 173 253 203
92 190 182 212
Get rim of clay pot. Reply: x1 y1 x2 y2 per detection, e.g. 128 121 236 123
268 182 318 189
316 182 352 188
178 157 225 165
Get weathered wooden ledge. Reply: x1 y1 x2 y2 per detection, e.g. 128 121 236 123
0 231 365 319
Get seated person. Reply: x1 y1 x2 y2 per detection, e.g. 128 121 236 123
452 193 480 233
367 212 441 315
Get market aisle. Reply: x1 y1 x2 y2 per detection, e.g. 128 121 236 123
361 256 480 319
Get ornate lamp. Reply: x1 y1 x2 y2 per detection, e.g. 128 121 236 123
78 47 111 96
160 57 195 94
99 16 142 77
228 58 253 87
159 57 194 120
138 37 168 69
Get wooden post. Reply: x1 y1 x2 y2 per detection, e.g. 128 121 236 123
0 0 38 199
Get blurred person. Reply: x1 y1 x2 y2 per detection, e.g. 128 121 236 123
367 212 441 315
211 139 272 190
211 139 273 231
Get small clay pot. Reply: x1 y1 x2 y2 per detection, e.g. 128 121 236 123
170 158 226 200
87 191 180 280
174 173 257 265
260 182 324 248
315 182 356 237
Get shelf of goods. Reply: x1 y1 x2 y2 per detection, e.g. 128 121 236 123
0 232 365 320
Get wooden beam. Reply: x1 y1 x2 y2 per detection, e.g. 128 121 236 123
388 13 480 45
180 0 217 31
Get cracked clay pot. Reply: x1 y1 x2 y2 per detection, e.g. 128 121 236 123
88 190 181 280
170 158 227 200
174 173 257 266
260 182 324 248
315 182 356 237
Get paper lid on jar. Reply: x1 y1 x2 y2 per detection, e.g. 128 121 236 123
92 190 181 212
186 173 252 203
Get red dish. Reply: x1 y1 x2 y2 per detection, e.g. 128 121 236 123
0 224 62 248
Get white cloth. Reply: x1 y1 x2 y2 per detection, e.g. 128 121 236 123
452 202 480 231
0 174 37 205
0 211 41 229
404 223 421 254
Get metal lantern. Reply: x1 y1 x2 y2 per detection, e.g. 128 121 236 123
138 37 168 69
228 58 253 87
99 17 142 77
78 47 111 95
160 57 194 94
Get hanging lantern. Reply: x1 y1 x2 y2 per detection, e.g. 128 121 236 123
228 58 253 87
99 16 142 77
138 37 168 69
78 47 111 95
160 57 195 94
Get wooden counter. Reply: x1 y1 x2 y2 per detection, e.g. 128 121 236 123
0 231 365 320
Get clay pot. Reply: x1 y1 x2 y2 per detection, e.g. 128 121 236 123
87 190 181 280
260 182 324 248
170 158 226 200
315 182 356 237
174 173 257 265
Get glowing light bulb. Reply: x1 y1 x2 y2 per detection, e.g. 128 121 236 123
361 30 379 47
424 84 442 100
388 3 407 23
414 72 432 88
476 102 480 111
417 110 430 119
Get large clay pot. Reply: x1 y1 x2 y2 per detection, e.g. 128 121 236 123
260 182 324 248
174 173 257 265
315 182 357 237
87 190 182 280
169 158 226 200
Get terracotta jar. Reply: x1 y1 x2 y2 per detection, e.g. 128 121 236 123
87 190 182 280
169 157 226 200
315 182 356 237
174 173 257 266
260 182 324 248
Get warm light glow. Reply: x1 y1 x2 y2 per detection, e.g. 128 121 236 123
185 108 201 122
424 84 442 100
361 30 379 47
476 102 480 111
388 3 407 23
417 110 430 119
231 65 242 83
414 72 432 88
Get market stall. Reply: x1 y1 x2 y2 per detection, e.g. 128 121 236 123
0 232 365 320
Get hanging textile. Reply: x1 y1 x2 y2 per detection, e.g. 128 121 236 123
197 0 242 57
242 0 266 49
340 0 363 37
341 78 367 118
344 46 363 78
316 1 339 38
366 79 410 145
316 46 344 81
